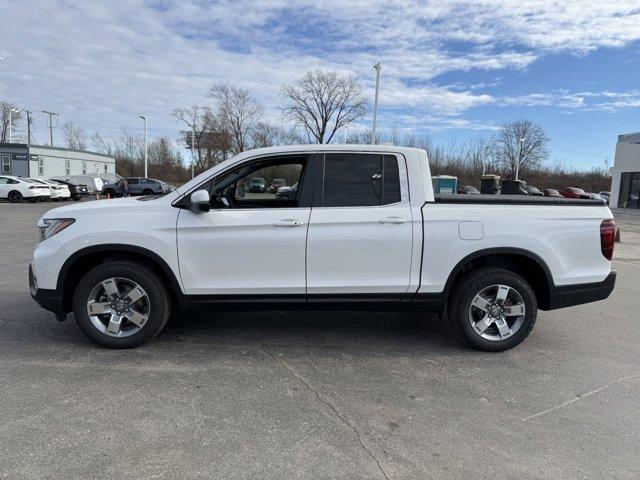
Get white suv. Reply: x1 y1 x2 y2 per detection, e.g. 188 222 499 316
0 176 51 203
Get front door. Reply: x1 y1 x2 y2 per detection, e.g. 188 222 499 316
177 154 315 296
306 152 414 298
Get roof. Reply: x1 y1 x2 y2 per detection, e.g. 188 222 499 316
236 143 421 157
0 142 115 159
617 132 640 144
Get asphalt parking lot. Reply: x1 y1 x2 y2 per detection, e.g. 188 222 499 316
1 201 639 479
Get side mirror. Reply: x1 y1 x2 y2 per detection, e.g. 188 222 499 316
190 189 210 212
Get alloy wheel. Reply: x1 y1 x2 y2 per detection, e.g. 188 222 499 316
468 284 526 341
86 277 150 337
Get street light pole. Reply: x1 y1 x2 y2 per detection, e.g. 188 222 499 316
515 137 524 181
371 62 382 145
25 110 32 146
139 115 148 178
42 110 58 146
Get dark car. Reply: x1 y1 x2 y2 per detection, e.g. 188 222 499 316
149 179 176 194
102 177 164 197
458 185 480 195
543 188 563 198
249 177 267 193
49 178 89 201
275 182 298 199
270 178 287 193
525 186 544 196
558 187 591 199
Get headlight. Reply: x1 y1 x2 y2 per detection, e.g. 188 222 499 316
38 218 75 242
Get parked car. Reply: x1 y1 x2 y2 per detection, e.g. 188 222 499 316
558 187 591 199
149 179 176 195
30 145 616 352
525 186 544 196
249 177 267 193
31 179 71 201
588 193 606 203
102 177 164 197
0 175 51 203
458 185 480 194
275 182 298 199
543 189 563 198
270 178 287 193
599 191 611 205
49 178 89 201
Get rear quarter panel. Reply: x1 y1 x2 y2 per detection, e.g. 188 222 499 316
419 203 613 293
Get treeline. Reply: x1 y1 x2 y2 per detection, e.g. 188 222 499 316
1 69 612 192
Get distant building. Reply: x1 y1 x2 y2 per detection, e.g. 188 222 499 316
0 143 116 182
610 133 640 209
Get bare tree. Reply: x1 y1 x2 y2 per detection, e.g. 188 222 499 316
61 121 87 150
208 83 263 154
90 131 110 154
250 122 285 148
172 104 233 171
495 120 549 178
0 101 24 142
281 70 367 144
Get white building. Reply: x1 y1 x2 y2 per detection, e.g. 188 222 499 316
610 133 640 209
0 143 117 190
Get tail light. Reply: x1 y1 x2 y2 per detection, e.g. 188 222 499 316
600 219 616 261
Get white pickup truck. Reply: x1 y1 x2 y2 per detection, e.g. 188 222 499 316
30 145 617 351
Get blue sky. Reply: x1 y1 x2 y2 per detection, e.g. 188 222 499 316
1 0 640 169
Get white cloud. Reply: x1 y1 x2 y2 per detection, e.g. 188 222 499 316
0 0 639 147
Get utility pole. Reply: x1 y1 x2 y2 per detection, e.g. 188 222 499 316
515 137 524 181
25 110 32 146
191 128 195 179
371 62 382 145
9 108 20 142
139 115 148 178
42 110 58 146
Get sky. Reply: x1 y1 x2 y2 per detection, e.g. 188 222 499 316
1 0 640 170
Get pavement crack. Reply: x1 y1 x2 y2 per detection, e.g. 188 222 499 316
521 374 640 422
254 345 390 480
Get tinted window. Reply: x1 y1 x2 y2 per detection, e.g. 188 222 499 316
322 153 402 207
127 178 139 184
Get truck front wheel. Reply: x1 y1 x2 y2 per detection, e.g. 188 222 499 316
72 260 170 348
448 268 537 351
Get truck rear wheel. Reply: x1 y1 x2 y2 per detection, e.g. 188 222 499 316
448 267 537 351
72 260 170 348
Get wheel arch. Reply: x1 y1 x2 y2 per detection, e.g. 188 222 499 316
58 244 186 313
444 248 554 310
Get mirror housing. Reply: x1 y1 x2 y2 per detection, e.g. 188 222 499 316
190 189 210 212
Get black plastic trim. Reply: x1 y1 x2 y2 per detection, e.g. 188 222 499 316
546 271 616 310
433 194 606 206
29 264 64 314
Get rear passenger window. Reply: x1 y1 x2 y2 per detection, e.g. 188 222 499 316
322 153 402 207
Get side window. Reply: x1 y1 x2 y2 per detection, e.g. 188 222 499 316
65 160 70 175
208 157 306 209
321 153 403 207
82 160 87 174
0 177 8 185
127 178 139 185
38 157 44 175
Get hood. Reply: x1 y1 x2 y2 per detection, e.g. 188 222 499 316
40 196 167 220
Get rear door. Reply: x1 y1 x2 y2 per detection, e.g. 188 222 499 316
306 152 413 299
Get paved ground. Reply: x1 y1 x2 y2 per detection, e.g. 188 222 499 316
1 201 639 479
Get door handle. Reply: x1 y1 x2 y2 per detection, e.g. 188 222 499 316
273 219 305 227
378 216 408 224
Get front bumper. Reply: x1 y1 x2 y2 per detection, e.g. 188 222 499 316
545 271 617 310
29 262 64 314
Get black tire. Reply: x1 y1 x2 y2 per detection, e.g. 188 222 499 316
103 189 116 198
72 260 170 348
8 191 23 203
447 267 537 352
142 189 153 195
72 195 81 201
26 197 38 203
53 198 61 202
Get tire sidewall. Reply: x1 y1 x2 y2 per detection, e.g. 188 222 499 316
451 268 537 351
72 261 170 348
